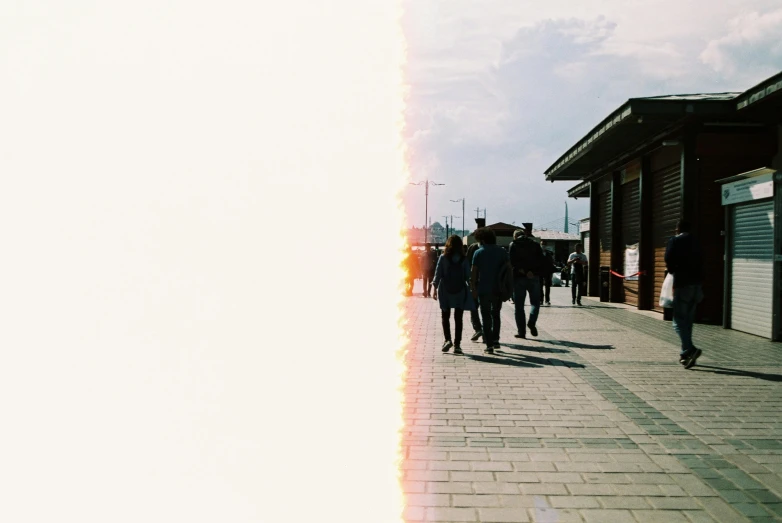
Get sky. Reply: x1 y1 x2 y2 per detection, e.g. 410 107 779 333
401 0 782 231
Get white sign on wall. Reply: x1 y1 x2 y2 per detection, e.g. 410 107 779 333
721 173 774 205
624 244 639 281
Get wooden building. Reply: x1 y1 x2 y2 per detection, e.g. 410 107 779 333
549 70 782 336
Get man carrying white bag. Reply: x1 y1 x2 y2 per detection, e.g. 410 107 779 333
663 219 704 369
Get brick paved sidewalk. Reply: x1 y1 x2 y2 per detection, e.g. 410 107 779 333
403 282 782 522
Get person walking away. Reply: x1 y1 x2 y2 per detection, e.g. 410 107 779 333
567 244 588 305
466 230 485 342
540 240 555 306
421 244 434 297
508 224 543 338
433 235 475 354
665 219 704 369
403 246 419 297
470 228 507 354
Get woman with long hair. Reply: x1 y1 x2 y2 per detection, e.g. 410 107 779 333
432 235 475 354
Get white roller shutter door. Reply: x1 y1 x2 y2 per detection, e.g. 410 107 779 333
583 233 590 263
730 200 775 338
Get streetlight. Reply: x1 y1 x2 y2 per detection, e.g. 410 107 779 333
450 198 465 237
451 215 461 237
410 179 445 244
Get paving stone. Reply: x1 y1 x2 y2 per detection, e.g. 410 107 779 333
579 508 636 522
647 496 702 510
476 507 530 522
633 510 690 522
427 481 473 494
548 495 601 508
597 496 651 509
452 494 501 508
425 507 478 521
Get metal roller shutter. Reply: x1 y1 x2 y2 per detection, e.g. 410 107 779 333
652 163 681 311
730 200 774 338
622 179 640 306
599 191 611 270
583 233 590 264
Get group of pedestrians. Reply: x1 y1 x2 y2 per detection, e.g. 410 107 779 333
425 223 589 356
403 244 439 297
418 216 706 371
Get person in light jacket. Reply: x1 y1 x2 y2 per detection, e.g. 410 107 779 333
433 235 475 354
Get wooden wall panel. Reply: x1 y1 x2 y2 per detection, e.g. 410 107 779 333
622 179 641 306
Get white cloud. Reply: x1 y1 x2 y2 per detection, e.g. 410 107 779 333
700 8 782 77
402 1 782 229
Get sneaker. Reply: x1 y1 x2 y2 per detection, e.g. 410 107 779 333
453 346 463 354
470 331 483 342
572 300 576 305
514 333 526 339
442 340 453 352
528 324 538 337
546 301 551 306
493 343 501 349
483 347 494 355
679 357 687 365
683 348 702 369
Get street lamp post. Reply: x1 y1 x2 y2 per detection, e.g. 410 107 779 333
450 198 466 237
410 180 445 244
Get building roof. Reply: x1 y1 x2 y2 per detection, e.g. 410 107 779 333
532 230 581 241
736 70 782 114
568 180 590 199
544 92 741 182
485 222 520 234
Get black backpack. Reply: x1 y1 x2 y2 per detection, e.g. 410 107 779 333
442 256 465 294
510 236 543 274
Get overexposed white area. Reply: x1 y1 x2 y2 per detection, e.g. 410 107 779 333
0 2 406 521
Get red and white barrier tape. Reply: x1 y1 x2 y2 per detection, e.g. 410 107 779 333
609 270 646 279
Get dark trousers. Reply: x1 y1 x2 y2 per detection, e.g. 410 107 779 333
441 308 464 345
571 280 585 302
540 276 552 303
470 308 482 332
423 274 433 296
478 294 502 346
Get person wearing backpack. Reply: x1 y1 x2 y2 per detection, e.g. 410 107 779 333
508 224 543 339
470 228 509 354
432 235 475 354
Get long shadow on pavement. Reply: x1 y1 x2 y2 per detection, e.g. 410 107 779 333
502 343 570 354
537 339 615 350
465 353 544 368
466 350 585 369
692 365 782 382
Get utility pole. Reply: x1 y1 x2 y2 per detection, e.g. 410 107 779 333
443 216 450 239
409 179 445 244
564 201 569 234
450 198 466 237
450 215 461 236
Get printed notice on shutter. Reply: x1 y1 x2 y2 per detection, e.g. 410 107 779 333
625 245 639 281
721 173 774 205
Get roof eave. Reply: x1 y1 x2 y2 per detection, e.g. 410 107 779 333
544 98 737 182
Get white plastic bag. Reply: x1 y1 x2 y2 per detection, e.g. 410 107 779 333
659 273 674 308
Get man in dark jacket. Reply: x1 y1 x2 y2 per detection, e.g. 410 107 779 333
665 219 704 369
466 229 485 342
471 228 508 354
508 223 543 338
